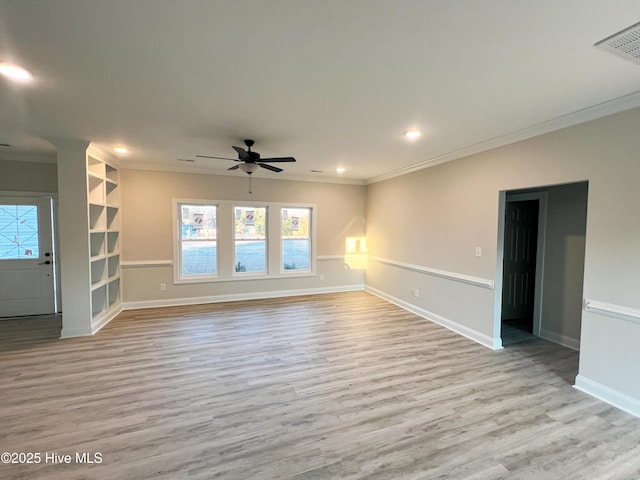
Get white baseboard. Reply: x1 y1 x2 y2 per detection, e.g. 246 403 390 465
92 304 123 334
574 375 640 420
60 304 123 339
122 284 364 310
539 327 580 351
60 327 93 339
366 286 499 350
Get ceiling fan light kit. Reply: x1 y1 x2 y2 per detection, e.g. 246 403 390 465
196 139 296 194
239 163 259 174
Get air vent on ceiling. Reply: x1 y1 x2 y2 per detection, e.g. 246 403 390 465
595 21 640 64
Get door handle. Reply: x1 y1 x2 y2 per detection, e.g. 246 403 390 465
39 260 52 265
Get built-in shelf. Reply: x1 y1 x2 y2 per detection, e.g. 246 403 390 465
106 206 119 230
90 232 106 257
91 258 106 285
88 156 105 178
108 278 120 306
86 153 121 325
89 204 106 230
108 254 120 278
107 231 119 254
105 164 118 183
91 284 107 318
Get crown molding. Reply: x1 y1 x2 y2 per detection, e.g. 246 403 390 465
367 89 640 184
119 160 366 185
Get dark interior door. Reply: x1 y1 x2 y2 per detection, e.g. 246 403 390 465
501 200 539 327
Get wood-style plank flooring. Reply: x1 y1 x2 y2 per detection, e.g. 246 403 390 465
2 291 640 479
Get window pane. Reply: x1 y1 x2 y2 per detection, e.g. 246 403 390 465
281 208 310 271
180 204 216 276
0 205 39 259
235 206 266 273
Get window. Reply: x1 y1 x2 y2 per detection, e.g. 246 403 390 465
281 207 311 272
0 204 39 259
178 203 217 278
174 200 315 283
234 206 267 274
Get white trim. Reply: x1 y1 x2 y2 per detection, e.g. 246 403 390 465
583 299 640 325
369 256 494 289
539 328 580 351
91 304 123 334
60 326 93 338
122 284 364 310
494 191 548 346
367 89 640 184
574 375 640 420
121 260 173 268
120 161 366 185
121 256 341 269
366 285 500 350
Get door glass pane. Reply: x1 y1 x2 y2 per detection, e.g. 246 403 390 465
0 205 39 259
281 207 310 271
234 206 267 273
180 204 217 276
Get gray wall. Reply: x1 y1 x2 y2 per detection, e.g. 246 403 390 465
366 106 640 412
119 169 367 306
540 182 588 348
0 159 58 192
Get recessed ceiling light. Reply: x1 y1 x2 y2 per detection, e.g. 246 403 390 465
404 129 422 138
114 146 128 154
0 61 33 81
336 166 346 174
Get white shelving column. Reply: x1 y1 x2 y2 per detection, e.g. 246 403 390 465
53 139 122 338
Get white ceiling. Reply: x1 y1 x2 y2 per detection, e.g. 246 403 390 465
1 1 639 183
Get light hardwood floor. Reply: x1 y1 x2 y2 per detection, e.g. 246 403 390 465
2 291 640 479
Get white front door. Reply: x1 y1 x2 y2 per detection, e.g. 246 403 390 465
0 196 56 317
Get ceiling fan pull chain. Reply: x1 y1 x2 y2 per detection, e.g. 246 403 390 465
249 175 253 195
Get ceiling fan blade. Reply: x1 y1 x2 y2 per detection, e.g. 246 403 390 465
232 145 250 159
196 155 240 161
227 164 240 171
258 163 283 173
259 157 296 163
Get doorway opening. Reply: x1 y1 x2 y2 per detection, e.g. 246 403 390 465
495 182 589 350
501 198 539 338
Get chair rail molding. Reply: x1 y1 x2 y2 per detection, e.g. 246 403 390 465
370 256 494 290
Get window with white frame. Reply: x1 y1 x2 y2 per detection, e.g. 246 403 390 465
234 206 267 274
177 203 217 278
174 200 315 283
281 207 311 272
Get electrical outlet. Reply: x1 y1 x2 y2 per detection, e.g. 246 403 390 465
411 288 420 298
475 247 482 257
319 274 325 280
160 283 167 291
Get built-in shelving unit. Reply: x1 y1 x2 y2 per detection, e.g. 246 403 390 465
88 154 121 325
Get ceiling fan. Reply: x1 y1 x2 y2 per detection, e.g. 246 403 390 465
197 139 296 175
